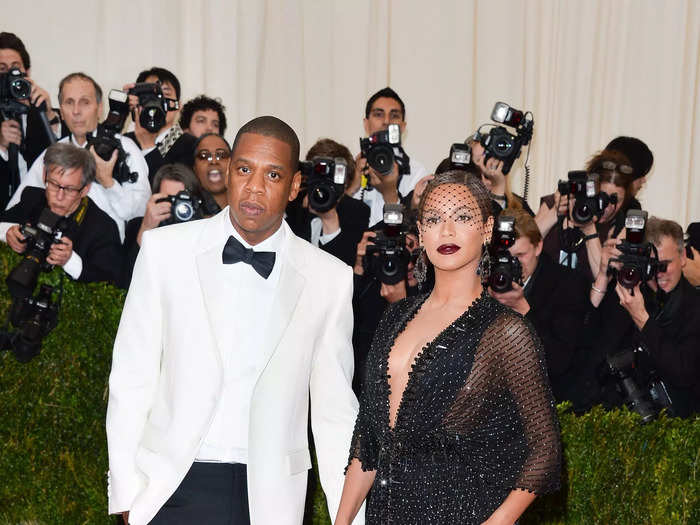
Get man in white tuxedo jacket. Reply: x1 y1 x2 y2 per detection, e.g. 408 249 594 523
106 116 363 525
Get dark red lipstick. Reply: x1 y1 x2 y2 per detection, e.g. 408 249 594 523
437 244 460 255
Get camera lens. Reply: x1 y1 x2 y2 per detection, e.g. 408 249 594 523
174 201 194 222
573 200 593 224
140 103 166 133
367 144 394 175
489 269 512 293
619 265 641 289
493 136 514 155
10 77 31 100
309 183 334 213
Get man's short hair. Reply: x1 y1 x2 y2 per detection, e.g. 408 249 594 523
501 207 542 246
194 133 231 153
306 138 354 189
232 116 300 172
136 67 181 101
365 87 405 120
605 136 654 180
0 32 30 70
44 143 96 187
646 217 684 254
151 163 201 194
179 95 227 135
58 72 103 104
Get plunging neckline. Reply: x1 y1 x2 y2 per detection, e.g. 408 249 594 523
385 290 487 432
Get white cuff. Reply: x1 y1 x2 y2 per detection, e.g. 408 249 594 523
319 227 341 245
62 251 83 280
0 222 15 243
142 146 156 156
0 147 7 160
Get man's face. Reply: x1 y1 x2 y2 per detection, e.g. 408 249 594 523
226 132 301 245
59 78 101 140
0 48 25 73
44 164 90 216
653 235 686 293
508 236 542 282
186 109 220 137
598 181 626 224
363 96 405 136
194 134 230 195
144 75 178 127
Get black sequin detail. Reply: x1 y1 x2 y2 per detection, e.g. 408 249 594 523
347 291 562 524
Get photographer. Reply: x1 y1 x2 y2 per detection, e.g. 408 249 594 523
605 136 653 228
468 135 534 217
0 32 63 209
487 208 592 404
347 87 428 226
588 216 700 418
124 67 196 183
120 163 203 289
684 222 700 288
0 143 121 284
180 95 227 138
538 150 633 281
192 133 230 215
5 72 150 242
285 138 370 267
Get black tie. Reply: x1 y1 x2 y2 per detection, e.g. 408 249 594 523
222 235 276 279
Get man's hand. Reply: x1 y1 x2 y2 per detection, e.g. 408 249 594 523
368 162 400 204
683 246 700 287
616 282 649 330
410 174 434 210
91 146 118 188
121 510 129 524
47 237 73 267
27 77 57 121
6 225 27 253
598 229 624 277
489 282 530 315
0 119 22 150
353 231 376 275
380 280 407 303
345 153 366 196
137 193 172 245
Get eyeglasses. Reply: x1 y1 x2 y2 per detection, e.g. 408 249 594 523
196 149 230 162
45 177 84 196
600 161 634 175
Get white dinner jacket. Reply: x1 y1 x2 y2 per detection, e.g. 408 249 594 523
106 209 363 525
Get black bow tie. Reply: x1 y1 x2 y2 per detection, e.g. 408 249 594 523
222 235 276 279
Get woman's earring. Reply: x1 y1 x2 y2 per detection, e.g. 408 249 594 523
477 242 490 280
414 247 427 287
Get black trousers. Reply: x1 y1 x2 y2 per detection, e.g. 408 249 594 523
148 462 250 525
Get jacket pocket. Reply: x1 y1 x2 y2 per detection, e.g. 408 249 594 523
285 448 312 475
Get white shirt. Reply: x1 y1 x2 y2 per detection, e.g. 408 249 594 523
0 146 28 184
5 132 151 241
352 156 428 226
310 216 341 247
196 215 285 464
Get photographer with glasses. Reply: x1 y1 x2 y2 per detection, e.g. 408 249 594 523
537 150 633 282
192 133 231 216
120 163 204 289
0 143 122 284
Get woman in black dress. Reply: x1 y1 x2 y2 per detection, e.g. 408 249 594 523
336 170 561 525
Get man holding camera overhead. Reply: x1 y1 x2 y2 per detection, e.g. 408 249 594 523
347 87 427 227
5 72 150 242
0 143 122 285
124 67 197 184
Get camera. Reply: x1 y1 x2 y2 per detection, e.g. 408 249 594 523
156 190 203 226
609 210 666 289
363 204 410 284
360 123 401 176
558 171 617 224
604 346 673 423
0 67 31 104
300 157 347 213
6 209 67 299
85 89 138 184
449 143 471 169
1 284 60 363
486 216 523 293
128 82 178 133
477 102 533 175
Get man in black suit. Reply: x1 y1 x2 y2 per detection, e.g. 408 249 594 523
488 208 592 405
285 138 370 267
1 143 122 285
0 32 63 209
124 67 197 184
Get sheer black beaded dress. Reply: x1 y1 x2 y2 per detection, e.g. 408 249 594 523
347 290 562 524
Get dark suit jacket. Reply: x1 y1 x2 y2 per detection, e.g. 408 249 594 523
285 195 370 267
3 187 123 284
125 130 197 186
523 253 592 405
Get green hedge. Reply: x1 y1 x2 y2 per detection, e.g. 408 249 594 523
0 245 697 524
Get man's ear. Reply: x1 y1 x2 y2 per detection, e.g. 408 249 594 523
80 182 92 198
224 158 232 189
288 170 302 202
399 120 407 135
363 118 370 137
535 239 543 257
